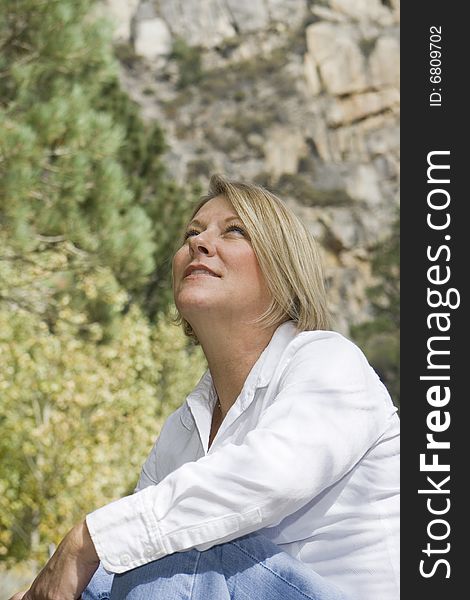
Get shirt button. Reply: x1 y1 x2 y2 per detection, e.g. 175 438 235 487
144 544 154 558
121 554 131 566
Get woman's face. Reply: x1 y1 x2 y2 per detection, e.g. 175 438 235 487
172 195 272 327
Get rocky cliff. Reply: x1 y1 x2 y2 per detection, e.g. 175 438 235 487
98 0 400 334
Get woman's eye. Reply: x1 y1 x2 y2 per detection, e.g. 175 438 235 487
183 229 200 240
183 224 247 242
225 225 246 236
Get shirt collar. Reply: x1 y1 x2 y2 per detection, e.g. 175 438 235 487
181 320 300 431
256 320 300 388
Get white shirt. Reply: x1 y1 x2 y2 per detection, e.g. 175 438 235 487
87 321 400 600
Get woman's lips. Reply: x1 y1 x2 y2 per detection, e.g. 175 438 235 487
184 264 221 278
185 269 219 278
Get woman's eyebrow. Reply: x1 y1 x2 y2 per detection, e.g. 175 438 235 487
188 216 242 227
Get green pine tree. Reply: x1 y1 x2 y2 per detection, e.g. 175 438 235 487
0 0 197 331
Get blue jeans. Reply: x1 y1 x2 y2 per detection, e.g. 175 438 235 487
82 532 348 600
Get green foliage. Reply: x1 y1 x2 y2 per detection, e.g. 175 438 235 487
198 43 294 102
169 38 204 89
165 39 296 113
276 174 353 207
0 301 205 563
350 214 400 406
94 80 166 202
224 112 277 138
0 0 199 324
93 79 199 317
0 0 206 565
0 0 115 107
186 158 215 181
358 37 378 59
0 0 155 301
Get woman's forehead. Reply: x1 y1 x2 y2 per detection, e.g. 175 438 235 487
191 195 239 221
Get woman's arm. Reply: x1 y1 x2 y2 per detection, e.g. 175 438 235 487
9 521 99 600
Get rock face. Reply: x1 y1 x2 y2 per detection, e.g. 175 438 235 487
133 17 172 59
101 0 400 334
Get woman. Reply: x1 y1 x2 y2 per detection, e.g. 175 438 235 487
12 175 399 600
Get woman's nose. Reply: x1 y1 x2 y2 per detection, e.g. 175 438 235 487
188 232 215 256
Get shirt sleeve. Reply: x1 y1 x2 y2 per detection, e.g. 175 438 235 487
134 439 161 493
86 334 395 573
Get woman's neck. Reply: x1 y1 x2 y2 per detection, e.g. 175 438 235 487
193 320 277 416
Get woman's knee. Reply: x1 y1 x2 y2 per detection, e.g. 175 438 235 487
109 548 204 599
225 533 349 600
106 534 349 600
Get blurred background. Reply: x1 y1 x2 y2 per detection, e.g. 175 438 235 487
0 0 399 594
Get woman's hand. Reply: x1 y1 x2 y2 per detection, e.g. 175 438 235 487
9 521 100 600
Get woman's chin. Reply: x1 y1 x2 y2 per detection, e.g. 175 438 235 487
176 291 220 314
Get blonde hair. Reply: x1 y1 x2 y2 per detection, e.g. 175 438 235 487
174 174 330 342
